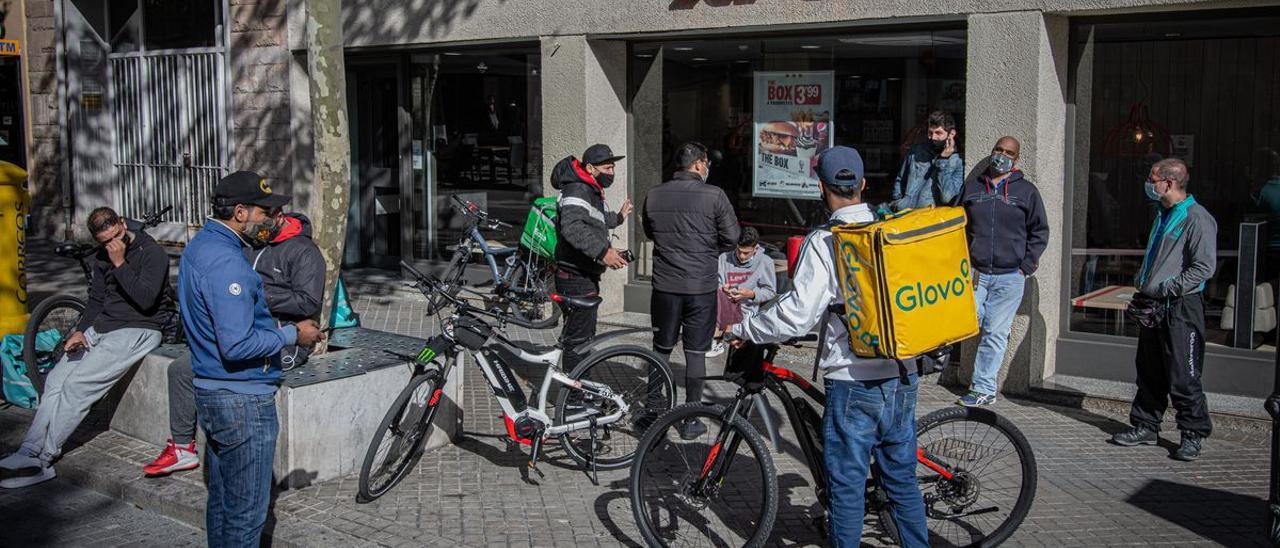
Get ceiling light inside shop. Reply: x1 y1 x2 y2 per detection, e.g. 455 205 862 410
636 53 655 58
692 57 708 61
738 44 749 51
886 77 903 81
801 45 822 49
673 46 695 51
838 34 966 47
443 52 462 56
735 60 751 63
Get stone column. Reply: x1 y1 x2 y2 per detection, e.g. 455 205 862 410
950 12 1070 395
540 35 630 316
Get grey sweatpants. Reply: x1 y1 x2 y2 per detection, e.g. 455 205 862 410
167 352 198 443
19 327 162 463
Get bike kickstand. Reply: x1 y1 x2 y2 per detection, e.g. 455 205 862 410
588 417 600 486
527 435 546 480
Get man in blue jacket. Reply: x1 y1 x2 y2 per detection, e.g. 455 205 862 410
180 171 323 547
889 110 964 212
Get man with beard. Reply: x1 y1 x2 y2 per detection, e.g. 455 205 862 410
889 110 963 212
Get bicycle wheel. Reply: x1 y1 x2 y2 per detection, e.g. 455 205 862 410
630 403 778 548
914 406 1038 547
22 295 85 396
357 370 445 502
503 254 560 329
555 345 674 470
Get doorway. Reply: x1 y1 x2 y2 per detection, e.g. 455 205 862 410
345 63 406 269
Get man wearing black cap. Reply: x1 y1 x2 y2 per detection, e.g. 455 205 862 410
178 171 324 546
550 144 632 370
726 147 927 546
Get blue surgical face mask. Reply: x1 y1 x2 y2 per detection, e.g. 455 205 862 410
1144 181 1162 201
989 154 1014 175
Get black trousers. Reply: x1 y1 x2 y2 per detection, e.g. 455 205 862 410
556 268 600 372
1130 293 1213 437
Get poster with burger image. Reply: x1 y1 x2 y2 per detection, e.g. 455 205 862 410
752 71 834 200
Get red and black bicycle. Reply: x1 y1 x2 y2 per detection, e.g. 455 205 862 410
629 340 1037 547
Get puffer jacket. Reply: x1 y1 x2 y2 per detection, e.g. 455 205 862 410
552 156 624 278
642 171 740 294
247 212 326 368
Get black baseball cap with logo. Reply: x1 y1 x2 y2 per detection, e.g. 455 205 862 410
581 144 624 166
214 170 291 209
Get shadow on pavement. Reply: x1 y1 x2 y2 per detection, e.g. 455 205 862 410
1125 479 1267 546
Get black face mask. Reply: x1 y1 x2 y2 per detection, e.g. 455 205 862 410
928 139 947 154
596 172 614 188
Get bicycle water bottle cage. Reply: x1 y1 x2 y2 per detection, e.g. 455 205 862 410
550 294 602 310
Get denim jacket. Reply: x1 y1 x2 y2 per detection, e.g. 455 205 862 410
889 143 965 212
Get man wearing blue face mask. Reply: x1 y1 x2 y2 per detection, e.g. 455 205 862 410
956 136 1049 407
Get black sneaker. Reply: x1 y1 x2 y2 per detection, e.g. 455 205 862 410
1110 426 1158 446
1172 432 1202 461
678 418 708 440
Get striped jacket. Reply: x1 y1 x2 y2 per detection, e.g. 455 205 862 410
551 156 623 277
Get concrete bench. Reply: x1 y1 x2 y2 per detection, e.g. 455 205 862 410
105 327 463 488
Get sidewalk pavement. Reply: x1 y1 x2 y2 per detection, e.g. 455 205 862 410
3 252 1275 546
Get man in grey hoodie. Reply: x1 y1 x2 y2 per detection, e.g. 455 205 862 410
709 228 777 357
1111 158 1216 462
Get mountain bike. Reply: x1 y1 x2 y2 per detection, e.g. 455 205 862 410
433 195 559 329
629 341 1038 547
23 206 177 396
356 261 675 502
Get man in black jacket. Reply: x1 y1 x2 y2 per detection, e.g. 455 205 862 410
552 144 632 370
142 211 326 477
642 142 740 438
1 207 169 488
956 136 1049 407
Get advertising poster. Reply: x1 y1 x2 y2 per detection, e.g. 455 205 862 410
752 71 834 200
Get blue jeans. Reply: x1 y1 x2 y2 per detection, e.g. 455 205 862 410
195 389 279 548
823 375 928 547
971 271 1026 396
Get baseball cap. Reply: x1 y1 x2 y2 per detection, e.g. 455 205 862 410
581 144 624 166
214 171 291 209
816 146 866 188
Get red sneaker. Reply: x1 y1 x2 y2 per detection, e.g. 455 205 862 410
143 439 199 477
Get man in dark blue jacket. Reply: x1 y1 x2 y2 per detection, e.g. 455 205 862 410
179 171 323 547
957 137 1049 407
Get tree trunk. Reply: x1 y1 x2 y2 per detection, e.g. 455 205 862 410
304 0 350 351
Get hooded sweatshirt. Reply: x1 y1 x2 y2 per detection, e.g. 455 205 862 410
958 169 1049 275
717 245 777 316
551 156 623 278
247 213 325 323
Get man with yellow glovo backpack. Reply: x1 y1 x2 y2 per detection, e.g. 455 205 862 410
726 146 929 547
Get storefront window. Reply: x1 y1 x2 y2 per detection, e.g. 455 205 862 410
628 30 966 280
410 48 542 261
1068 11 1280 351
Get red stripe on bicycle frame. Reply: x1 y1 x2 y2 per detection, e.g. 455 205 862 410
761 362 814 391
502 414 533 446
917 447 954 479
699 442 723 479
428 388 442 407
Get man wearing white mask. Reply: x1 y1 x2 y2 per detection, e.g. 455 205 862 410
956 136 1049 407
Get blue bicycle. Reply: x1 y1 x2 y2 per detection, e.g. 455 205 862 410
433 195 560 329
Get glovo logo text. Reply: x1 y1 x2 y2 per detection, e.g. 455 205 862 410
894 259 970 312
839 240 879 349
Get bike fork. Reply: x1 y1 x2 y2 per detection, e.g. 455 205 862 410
692 395 749 493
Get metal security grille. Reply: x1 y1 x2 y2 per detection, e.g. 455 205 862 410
110 48 227 227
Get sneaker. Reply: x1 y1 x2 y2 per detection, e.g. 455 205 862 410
678 418 708 440
1110 426 1158 447
0 464 55 489
706 341 727 358
1172 432 1202 461
0 451 41 471
956 391 996 407
143 439 200 477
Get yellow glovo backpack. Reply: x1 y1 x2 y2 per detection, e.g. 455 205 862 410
830 206 979 363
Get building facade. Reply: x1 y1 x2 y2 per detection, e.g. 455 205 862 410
20 0 1280 397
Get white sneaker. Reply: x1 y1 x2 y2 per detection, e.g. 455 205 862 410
0 464 55 488
706 341 727 358
0 451 41 471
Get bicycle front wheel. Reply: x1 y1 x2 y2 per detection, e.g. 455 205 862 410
555 345 673 470
23 295 85 396
630 403 778 548
357 371 445 502
914 405 1038 547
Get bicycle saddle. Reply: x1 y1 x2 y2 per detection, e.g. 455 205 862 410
55 242 98 259
553 294 602 310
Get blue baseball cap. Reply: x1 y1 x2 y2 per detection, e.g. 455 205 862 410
816 146 865 188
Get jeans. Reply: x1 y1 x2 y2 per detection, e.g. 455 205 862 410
195 388 279 548
823 375 928 547
971 271 1026 396
19 327 161 464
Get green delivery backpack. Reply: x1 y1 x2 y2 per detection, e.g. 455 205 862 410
520 197 558 259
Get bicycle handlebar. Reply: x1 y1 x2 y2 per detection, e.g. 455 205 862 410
399 261 537 329
139 205 172 229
